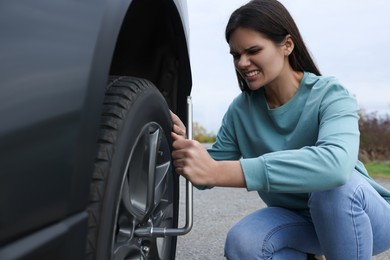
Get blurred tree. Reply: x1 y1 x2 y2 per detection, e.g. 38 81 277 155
192 122 216 143
359 110 390 162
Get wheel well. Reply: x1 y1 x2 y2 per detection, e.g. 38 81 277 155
109 0 191 111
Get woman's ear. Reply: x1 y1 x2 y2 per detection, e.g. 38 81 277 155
283 34 294 56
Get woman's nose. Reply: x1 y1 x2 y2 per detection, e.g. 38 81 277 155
236 55 250 68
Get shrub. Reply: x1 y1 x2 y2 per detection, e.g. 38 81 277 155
359 110 390 162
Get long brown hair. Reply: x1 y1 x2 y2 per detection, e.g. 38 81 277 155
225 0 321 92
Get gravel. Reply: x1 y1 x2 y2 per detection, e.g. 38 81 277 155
176 178 390 259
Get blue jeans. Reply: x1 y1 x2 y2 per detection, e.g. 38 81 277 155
224 172 390 259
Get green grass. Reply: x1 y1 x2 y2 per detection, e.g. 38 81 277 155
365 161 390 178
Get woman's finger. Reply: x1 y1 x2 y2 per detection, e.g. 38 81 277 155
170 110 183 126
173 124 186 137
171 132 188 147
170 111 186 136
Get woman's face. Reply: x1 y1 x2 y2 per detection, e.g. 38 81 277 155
228 27 289 91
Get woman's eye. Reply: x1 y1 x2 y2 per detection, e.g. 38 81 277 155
248 49 260 55
232 54 240 60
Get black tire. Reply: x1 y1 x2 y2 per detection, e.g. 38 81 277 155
86 76 179 260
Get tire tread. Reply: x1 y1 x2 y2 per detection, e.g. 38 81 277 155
86 76 155 258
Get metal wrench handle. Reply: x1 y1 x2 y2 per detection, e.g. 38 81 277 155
135 97 194 237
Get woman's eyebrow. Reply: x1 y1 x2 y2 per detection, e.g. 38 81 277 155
230 45 259 54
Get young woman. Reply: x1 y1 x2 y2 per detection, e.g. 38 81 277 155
171 0 390 259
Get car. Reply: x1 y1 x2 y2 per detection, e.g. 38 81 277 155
0 0 192 259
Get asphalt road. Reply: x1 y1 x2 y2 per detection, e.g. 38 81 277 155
176 178 390 260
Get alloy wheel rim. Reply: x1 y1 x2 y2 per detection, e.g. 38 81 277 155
112 122 174 259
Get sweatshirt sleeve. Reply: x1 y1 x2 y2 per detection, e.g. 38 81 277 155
240 83 360 193
195 106 242 191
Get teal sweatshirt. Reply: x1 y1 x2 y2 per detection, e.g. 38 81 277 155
208 72 390 210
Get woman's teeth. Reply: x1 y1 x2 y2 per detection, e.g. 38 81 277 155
246 70 260 77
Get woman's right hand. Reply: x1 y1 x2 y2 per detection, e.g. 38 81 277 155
170 111 186 138
170 111 246 187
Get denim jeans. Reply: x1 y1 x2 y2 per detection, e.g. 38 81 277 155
224 171 390 259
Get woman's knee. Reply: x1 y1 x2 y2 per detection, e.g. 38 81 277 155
225 220 259 259
308 189 337 213
308 173 364 216
225 224 309 260
225 208 319 259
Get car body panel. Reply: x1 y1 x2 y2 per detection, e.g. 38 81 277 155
0 0 191 258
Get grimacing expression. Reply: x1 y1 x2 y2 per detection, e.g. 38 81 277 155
229 27 291 91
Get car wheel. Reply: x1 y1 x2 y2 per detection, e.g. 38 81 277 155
86 76 179 260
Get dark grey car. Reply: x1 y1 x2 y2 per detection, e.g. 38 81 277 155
0 0 192 259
